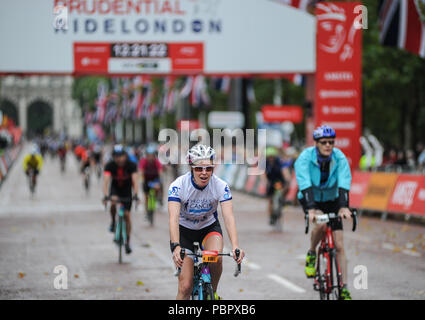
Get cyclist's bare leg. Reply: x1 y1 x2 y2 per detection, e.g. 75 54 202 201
124 210 131 244
110 202 117 224
310 224 327 253
203 234 224 293
267 198 272 217
177 256 194 300
333 230 347 284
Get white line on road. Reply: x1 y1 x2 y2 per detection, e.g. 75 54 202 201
382 242 422 257
267 274 306 294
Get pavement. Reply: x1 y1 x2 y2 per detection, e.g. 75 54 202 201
1 146 425 300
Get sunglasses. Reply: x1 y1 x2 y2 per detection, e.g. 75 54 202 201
318 140 335 146
192 166 214 173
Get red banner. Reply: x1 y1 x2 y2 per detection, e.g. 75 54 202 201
74 42 204 75
388 175 425 216
349 171 371 208
261 105 304 124
315 2 363 169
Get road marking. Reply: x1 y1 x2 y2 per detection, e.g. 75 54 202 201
267 274 306 293
382 242 422 257
402 249 422 257
244 260 262 270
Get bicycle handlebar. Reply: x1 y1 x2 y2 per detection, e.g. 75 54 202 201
304 208 358 234
174 247 241 277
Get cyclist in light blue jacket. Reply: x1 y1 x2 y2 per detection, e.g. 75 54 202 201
294 125 353 300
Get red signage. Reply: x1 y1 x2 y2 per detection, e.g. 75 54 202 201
315 2 363 169
177 120 200 131
261 105 303 123
388 175 425 216
349 171 371 208
74 42 204 75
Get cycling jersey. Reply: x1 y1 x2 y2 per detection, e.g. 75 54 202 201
23 154 43 171
294 147 351 207
139 158 163 180
168 172 232 230
104 160 137 196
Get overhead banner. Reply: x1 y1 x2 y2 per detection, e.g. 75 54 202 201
0 0 316 75
314 2 363 169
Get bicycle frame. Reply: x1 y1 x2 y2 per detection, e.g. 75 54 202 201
174 243 241 300
304 209 357 300
315 223 342 298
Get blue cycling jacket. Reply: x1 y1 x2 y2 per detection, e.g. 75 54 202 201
294 147 351 203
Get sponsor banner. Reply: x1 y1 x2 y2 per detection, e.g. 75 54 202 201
0 0 315 75
285 172 298 202
388 175 425 216
245 174 258 194
361 172 399 211
261 105 304 124
315 2 363 169
74 42 203 74
349 171 372 208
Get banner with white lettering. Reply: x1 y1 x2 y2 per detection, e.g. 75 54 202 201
314 1 363 169
0 0 316 75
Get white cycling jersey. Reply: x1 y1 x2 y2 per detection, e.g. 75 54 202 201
168 172 232 230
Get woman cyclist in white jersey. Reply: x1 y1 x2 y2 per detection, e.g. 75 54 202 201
168 144 245 300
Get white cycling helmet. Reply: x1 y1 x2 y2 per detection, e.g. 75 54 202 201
187 144 215 165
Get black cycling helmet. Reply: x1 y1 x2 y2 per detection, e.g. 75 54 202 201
112 144 126 157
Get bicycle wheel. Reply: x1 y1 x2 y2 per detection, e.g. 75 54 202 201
314 252 327 300
204 283 215 300
118 217 123 264
327 251 342 300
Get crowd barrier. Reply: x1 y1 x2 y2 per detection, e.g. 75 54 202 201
214 164 425 217
0 144 22 188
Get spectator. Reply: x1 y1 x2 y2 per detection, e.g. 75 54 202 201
406 150 416 171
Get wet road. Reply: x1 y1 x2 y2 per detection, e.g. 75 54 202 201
1 146 425 300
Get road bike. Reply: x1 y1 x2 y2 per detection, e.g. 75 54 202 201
83 166 90 191
146 179 160 226
269 181 287 232
175 242 241 300
105 196 137 264
304 209 357 300
27 168 36 195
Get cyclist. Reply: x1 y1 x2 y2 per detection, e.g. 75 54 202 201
79 145 92 186
168 144 245 300
57 142 67 172
294 125 353 300
263 146 291 226
92 143 104 178
139 145 164 212
102 145 140 254
22 146 44 189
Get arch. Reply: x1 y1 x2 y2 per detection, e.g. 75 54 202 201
0 98 19 126
26 99 53 138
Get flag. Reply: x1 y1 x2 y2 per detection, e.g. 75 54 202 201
379 0 425 58
95 81 108 124
179 76 194 99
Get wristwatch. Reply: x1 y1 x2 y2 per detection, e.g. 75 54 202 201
170 242 180 253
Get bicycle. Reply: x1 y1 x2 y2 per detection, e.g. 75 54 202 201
105 196 138 264
175 242 241 300
27 168 36 195
146 179 160 226
83 166 90 191
304 209 358 300
270 181 287 232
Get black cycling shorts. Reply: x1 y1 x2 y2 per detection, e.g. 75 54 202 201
143 178 161 194
300 198 343 231
179 220 223 255
109 186 132 211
